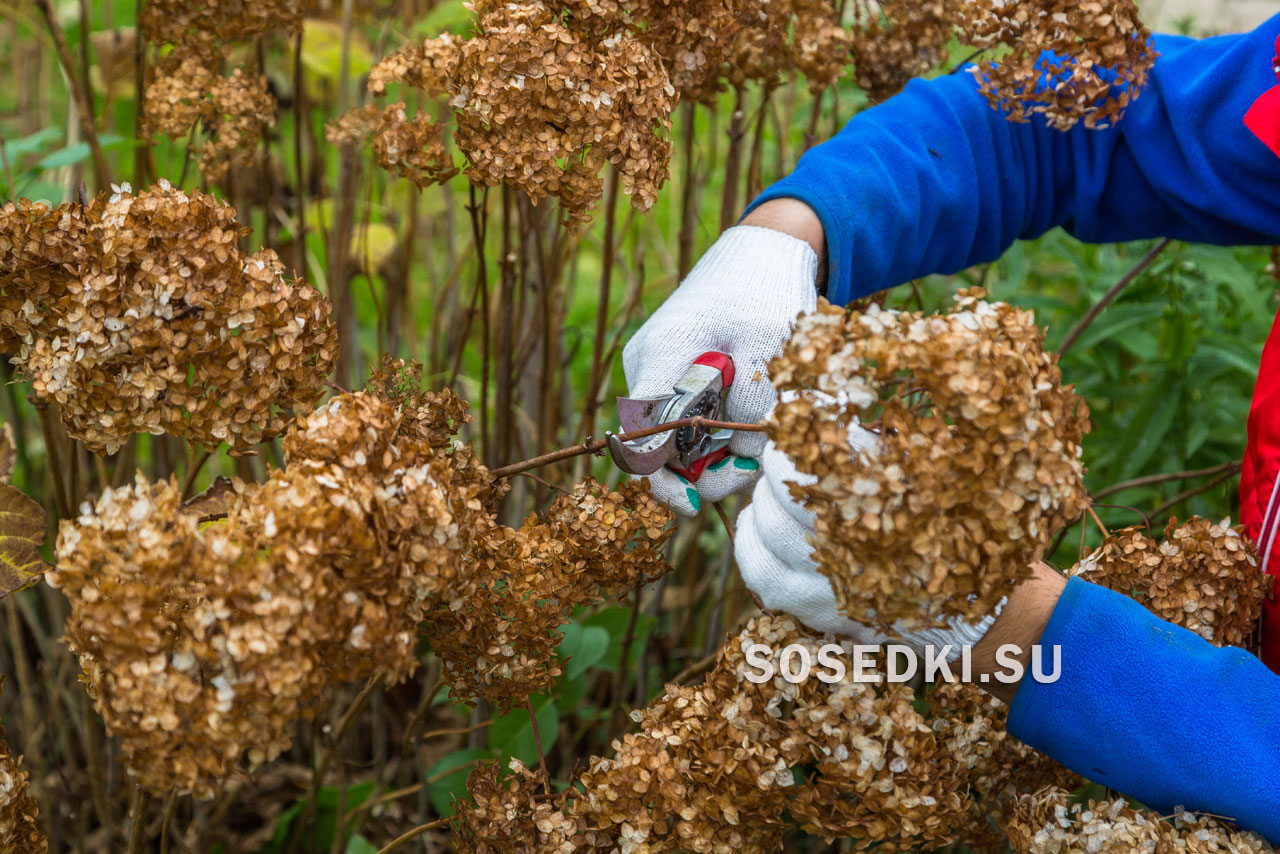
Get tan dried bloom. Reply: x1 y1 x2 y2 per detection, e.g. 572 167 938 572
571 615 965 852
0 678 46 853
1006 788 1277 854
1071 517 1268 647
851 0 956 102
930 681 1080 851
0 181 337 455
956 0 1157 130
53 383 486 796
368 2 675 224
452 759 578 854
630 0 745 103
140 0 304 49
144 57 277 184
769 293 1090 632
423 478 674 713
327 103 457 189
728 0 851 93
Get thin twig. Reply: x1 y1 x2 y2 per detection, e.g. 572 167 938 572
516 470 572 496
526 697 551 794
1059 238 1172 356
1091 460 1241 500
416 719 493 742
1151 467 1240 520
489 417 765 479
712 501 734 543
1085 504 1109 539
374 818 451 854
180 449 212 499
36 0 110 189
126 788 151 854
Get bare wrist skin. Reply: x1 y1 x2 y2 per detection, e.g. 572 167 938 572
740 198 829 292
971 561 1068 703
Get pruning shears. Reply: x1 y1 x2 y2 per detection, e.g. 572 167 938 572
606 352 735 482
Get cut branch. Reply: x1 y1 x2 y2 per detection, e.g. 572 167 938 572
487 417 766 479
1059 238 1171 356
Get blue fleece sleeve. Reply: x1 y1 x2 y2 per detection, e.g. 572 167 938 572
748 18 1280 304
1006 577 1280 843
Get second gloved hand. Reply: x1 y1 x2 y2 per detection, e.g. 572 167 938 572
621 225 819 516
735 418 1002 656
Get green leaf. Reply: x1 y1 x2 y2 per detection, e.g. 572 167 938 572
558 622 610 680
1 127 61 160
1112 378 1183 480
1054 304 1164 354
301 20 373 80
411 0 474 37
488 695 558 767
581 607 655 671
426 748 494 817
346 836 379 854
0 485 48 598
35 133 129 171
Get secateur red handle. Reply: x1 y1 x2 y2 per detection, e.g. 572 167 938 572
667 351 734 483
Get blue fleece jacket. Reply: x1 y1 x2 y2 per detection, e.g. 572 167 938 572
745 17 1280 842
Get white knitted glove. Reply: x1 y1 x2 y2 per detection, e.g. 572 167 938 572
622 226 818 516
735 417 1001 659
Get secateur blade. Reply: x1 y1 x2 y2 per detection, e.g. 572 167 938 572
607 352 736 481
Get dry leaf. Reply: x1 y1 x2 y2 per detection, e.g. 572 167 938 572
0 485 49 596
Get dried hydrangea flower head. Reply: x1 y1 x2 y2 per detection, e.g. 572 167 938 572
53 378 487 796
0 678 46 853
956 0 1156 130
570 615 966 853
627 0 744 102
325 103 457 189
360 1 675 224
851 0 955 102
769 292 1090 631
452 759 578 854
0 181 337 455
423 478 673 713
930 681 1080 851
144 57 277 184
1005 788 1277 854
140 0 304 50
1071 517 1268 647
725 0 851 94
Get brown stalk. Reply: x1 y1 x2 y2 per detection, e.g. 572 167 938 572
374 817 450 854
36 0 110 189
1151 466 1241 520
720 86 748 230
677 100 700 280
292 28 307 278
579 169 621 464
494 186 517 467
487 417 766 479
1059 238 1172 356
745 85 774 201
126 787 151 854
1090 460 1241 500
467 185 492 462
607 579 644 736
526 696 551 794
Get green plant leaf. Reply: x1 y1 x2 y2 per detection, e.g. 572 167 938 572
35 133 129 171
0 485 48 598
301 20 373 80
558 622 610 681
581 607 655 671
488 695 558 768
346 836 379 854
1 127 61 160
426 747 494 817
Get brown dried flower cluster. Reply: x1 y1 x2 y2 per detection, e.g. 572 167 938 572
423 477 674 713
140 0 304 52
0 679 45 853
628 0 744 103
851 0 955 102
144 56 277 184
930 681 1080 851
1006 788 1277 854
1071 517 1268 647
453 759 578 854
51 368 490 796
956 0 1156 129
570 616 966 853
0 182 337 455
769 293 1090 632
726 0 851 95
325 103 457 189
360 0 675 224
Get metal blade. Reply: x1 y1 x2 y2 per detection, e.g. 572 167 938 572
615 395 672 434
606 429 677 475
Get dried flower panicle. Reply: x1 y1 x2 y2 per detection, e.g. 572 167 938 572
423 478 674 713
0 678 46 853
325 103 457 189
930 681 1080 851
1005 788 1277 854
725 0 851 94
768 293 1090 632
956 0 1156 129
1071 517 1268 647
361 1 675 224
570 615 966 853
0 181 337 454
53 379 488 796
851 0 955 102
452 759 578 854
140 0 304 51
628 0 744 102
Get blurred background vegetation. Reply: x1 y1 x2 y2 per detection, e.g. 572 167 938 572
0 1 1273 851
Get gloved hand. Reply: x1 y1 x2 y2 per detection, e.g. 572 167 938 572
735 413 1001 657
621 225 819 516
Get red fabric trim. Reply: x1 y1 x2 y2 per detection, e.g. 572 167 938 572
1245 86 1280 158
1239 306 1280 673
